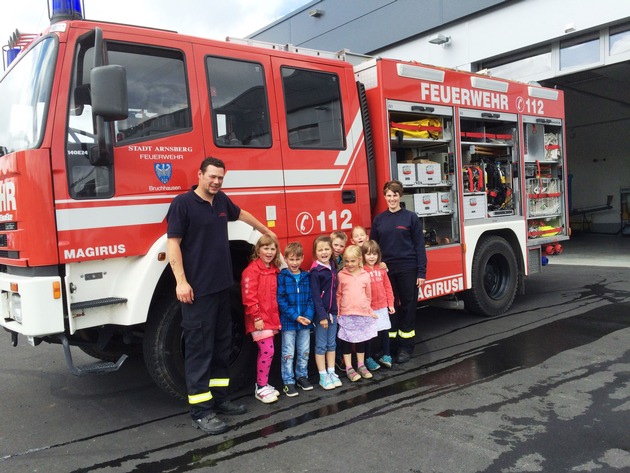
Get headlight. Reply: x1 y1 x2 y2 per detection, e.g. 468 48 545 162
9 293 22 324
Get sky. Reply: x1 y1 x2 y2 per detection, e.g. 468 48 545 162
1 0 308 52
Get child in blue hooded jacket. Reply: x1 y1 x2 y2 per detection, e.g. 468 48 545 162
277 242 315 397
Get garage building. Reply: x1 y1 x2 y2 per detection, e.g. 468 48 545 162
251 0 630 234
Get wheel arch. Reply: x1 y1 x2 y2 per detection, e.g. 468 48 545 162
461 225 527 317
142 228 259 399
464 224 526 291
147 221 263 321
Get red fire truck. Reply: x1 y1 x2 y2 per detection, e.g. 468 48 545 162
0 3 568 398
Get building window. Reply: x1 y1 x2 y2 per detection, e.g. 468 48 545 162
206 57 271 148
486 51 552 80
281 67 345 149
475 46 551 81
609 23 630 55
560 33 600 70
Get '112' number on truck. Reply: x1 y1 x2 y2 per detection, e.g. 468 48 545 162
316 210 353 232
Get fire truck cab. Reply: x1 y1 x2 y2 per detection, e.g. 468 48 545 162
0 4 568 399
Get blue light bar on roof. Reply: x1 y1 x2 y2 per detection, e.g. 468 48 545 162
6 48 21 66
50 0 84 23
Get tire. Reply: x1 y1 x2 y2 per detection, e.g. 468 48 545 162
462 235 518 317
143 285 255 400
143 299 186 400
228 286 256 390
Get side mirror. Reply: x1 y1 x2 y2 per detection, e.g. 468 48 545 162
90 65 128 121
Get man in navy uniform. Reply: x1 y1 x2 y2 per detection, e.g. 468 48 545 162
167 156 274 434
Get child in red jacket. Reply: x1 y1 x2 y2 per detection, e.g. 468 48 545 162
241 234 282 403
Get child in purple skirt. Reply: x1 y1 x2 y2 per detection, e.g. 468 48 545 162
336 245 378 381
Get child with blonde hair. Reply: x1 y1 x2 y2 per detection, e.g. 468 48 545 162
330 231 348 369
336 245 378 381
241 234 282 403
362 240 395 369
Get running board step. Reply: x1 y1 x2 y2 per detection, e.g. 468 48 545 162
59 335 128 376
70 297 128 311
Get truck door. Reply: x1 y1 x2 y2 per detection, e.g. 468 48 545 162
270 57 370 242
59 30 197 261
194 46 288 241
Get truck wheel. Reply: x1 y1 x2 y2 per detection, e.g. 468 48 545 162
143 299 186 400
143 286 253 400
462 235 518 317
228 286 256 390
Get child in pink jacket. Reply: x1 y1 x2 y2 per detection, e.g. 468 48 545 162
336 245 377 381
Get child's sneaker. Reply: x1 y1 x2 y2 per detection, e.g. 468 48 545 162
267 385 280 397
255 384 278 403
319 373 335 390
357 365 373 379
328 371 342 387
346 367 361 382
283 384 299 397
378 355 393 368
365 357 381 371
296 377 314 391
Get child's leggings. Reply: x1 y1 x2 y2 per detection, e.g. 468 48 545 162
367 330 390 358
340 340 366 356
256 337 275 386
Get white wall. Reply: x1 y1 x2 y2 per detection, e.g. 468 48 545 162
566 113 629 233
376 0 630 232
377 0 630 70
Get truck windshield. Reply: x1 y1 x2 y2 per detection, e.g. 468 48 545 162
0 37 57 156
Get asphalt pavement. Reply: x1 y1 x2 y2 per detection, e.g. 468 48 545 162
1 235 629 472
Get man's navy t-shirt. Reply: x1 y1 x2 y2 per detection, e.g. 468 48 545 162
166 188 241 296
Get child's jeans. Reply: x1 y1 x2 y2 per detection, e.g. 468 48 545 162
281 329 310 385
314 315 337 355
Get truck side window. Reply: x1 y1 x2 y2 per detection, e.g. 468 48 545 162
108 44 191 142
67 41 191 199
67 36 111 199
281 67 344 149
206 57 271 147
